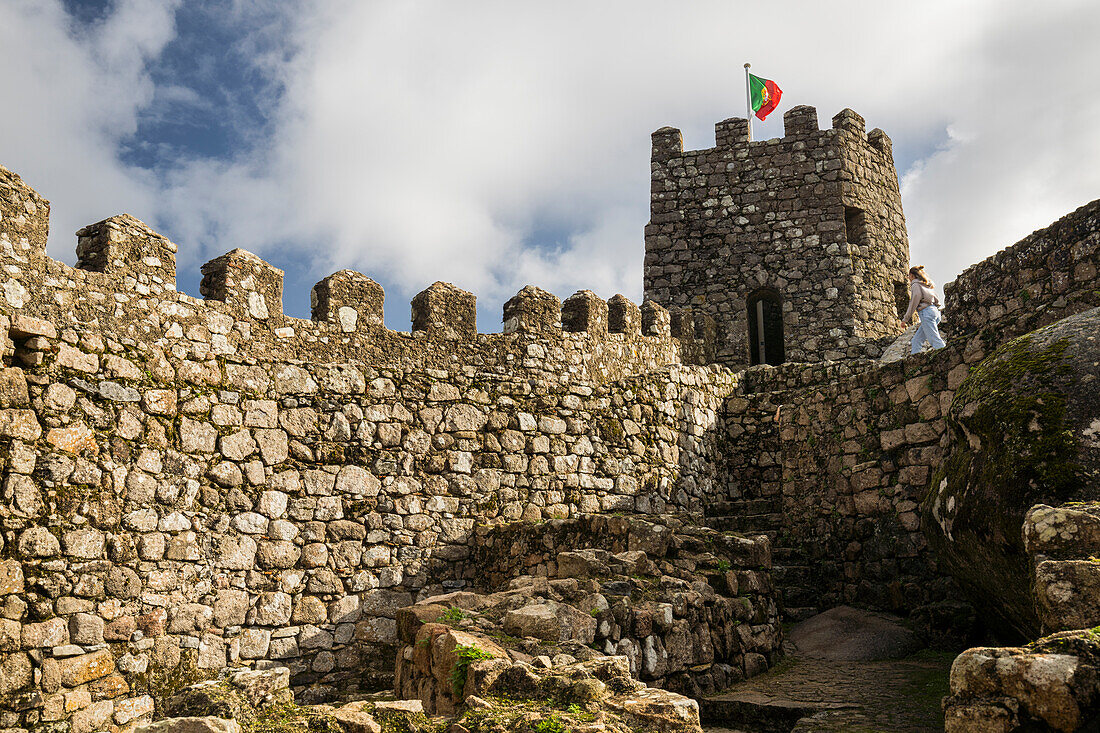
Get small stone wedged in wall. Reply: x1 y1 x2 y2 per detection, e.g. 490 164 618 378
200 248 285 321
311 269 384 333
75 214 177 294
411 281 477 339
502 285 561 335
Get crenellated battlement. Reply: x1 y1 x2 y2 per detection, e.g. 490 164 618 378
0 164 721 383
653 105 894 162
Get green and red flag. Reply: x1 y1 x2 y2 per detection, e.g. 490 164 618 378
749 73 782 121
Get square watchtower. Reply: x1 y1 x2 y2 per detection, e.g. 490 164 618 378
644 106 909 368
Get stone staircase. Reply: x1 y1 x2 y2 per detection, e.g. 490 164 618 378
705 499 819 622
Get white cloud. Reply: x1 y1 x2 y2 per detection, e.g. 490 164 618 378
3 0 1099 327
0 0 179 259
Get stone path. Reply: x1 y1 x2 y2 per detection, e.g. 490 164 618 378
701 650 954 732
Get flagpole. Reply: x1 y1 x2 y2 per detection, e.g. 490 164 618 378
744 62 753 142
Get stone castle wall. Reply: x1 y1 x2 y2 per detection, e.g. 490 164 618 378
719 352 967 621
0 164 751 729
644 106 909 368
2 99 1099 731
945 198 1100 341
705 196 1100 628
1 165 717 390
0 306 738 728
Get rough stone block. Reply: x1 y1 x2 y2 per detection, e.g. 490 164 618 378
868 128 892 155
832 108 866 135
640 300 670 338
715 117 749 147
311 269 384 332
60 649 115 687
783 105 819 135
561 290 608 335
76 214 177 292
503 286 561 335
670 308 695 340
200 249 284 320
651 126 683 161
411 281 476 338
607 294 641 335
0 164 50 256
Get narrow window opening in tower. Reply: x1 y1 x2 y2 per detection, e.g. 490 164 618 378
747 291 785 366
844 206 868 249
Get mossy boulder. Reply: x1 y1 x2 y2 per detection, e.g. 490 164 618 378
922 307 1100 639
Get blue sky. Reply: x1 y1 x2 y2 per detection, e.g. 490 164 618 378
3 0 1099 329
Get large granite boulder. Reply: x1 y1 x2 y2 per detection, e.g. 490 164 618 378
943 629 1100 732
922 307 1100 639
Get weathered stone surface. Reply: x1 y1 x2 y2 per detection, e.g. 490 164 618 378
0 126 1093 732
923 309 1100 637
133 717 241 733
59 649 115 686
502 601 596 645
789 607 922 661
943 630 1100 732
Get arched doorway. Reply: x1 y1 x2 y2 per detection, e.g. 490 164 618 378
747 290 785 366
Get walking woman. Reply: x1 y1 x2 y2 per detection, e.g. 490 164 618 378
902 265 946 353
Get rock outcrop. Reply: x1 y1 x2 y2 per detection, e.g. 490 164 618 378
922 307 1100 638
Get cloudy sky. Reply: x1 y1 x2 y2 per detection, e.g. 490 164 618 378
1 0 1098 328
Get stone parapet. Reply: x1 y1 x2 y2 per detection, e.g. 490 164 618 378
0 162 704 384
945 198 1100 347
411 281 476 339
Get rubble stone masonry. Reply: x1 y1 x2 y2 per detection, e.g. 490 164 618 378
1 99 1099 731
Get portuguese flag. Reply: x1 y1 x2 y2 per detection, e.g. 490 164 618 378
749 73 782 121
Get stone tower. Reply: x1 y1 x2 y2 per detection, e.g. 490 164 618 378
644 106 909 368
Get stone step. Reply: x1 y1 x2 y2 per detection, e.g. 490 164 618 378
781 606 820 622
713 524 779 541
771 547 802 564
706 513 784 532
700 692 825 732
772 565 813 585
778 585 819 608
709 498 781 516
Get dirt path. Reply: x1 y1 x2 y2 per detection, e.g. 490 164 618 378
702 650 954 732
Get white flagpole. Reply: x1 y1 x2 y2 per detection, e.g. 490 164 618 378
744 62 753 142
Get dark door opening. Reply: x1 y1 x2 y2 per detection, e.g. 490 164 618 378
747 291 785 366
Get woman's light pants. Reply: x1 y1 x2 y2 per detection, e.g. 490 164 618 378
911 306 946 354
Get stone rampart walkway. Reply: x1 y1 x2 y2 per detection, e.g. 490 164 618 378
702 651 954 732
